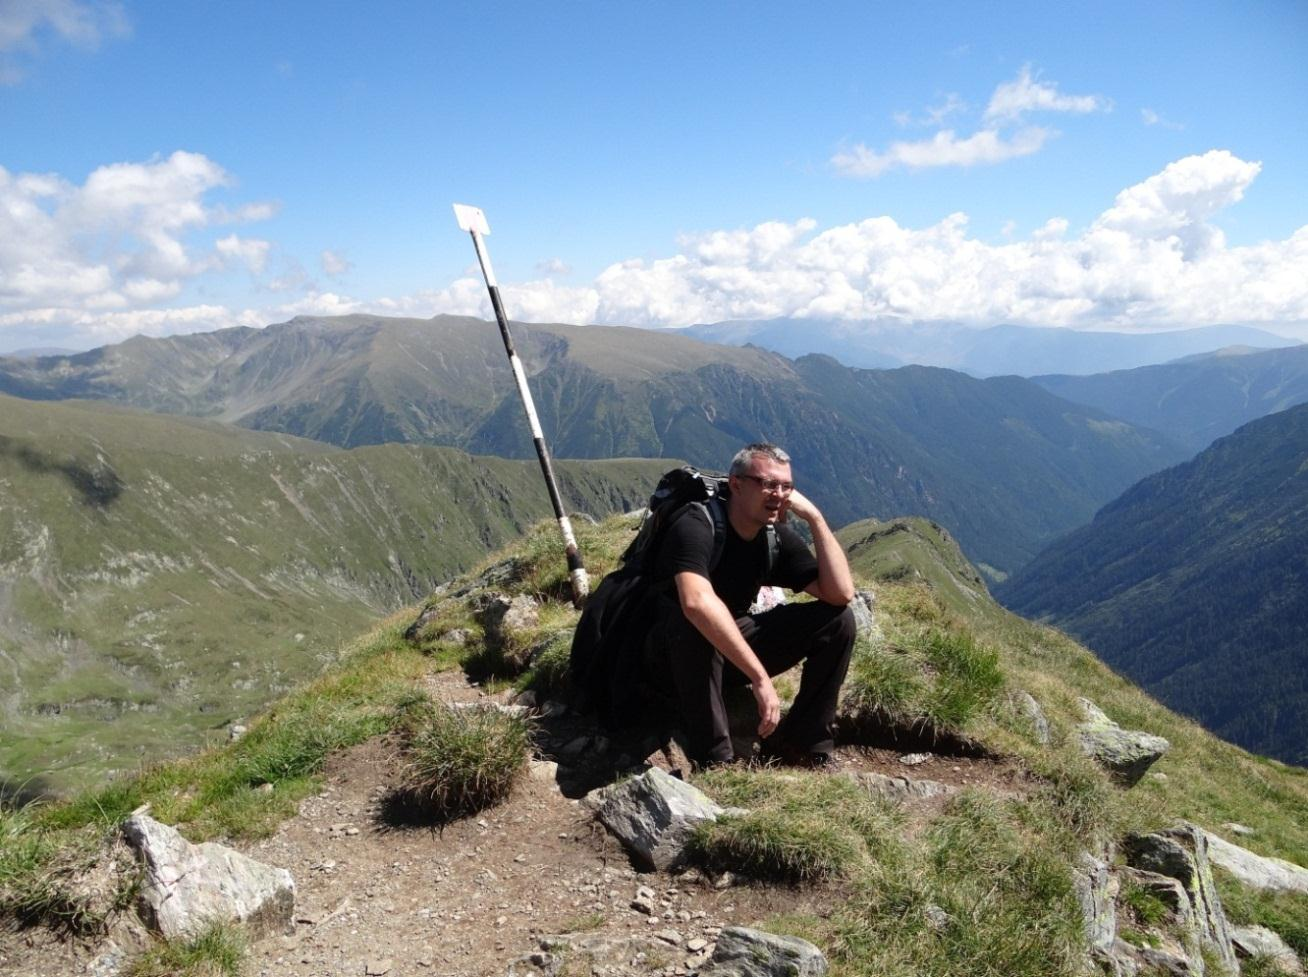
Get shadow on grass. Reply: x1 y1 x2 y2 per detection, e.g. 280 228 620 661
0 436 124 508
0 774 60 810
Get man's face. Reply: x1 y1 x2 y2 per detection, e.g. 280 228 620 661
730 456 794 527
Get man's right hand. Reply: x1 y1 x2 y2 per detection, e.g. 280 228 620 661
753 676 781 738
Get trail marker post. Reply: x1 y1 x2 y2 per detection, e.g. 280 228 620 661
452 203 589 607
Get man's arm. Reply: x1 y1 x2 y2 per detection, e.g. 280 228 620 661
784 490 856 606
674 571 781 738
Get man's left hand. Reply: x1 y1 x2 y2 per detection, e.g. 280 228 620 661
781 488 822 525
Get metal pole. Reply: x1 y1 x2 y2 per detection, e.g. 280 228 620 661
451 203 589 607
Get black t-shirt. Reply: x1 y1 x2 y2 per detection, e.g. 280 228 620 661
653 503 820 617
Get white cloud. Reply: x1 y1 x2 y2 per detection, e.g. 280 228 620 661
894 92 968 128
427 151 1306 333
832 127 1050 178
0 151 275 314
535 257 572 276
320 249 352 276
6 151 1306 351
0 0 128 83
1142 107 1185 131
836 66 1107 179
217 235 272 274
984 65 1111 123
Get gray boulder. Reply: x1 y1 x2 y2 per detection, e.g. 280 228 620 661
848 771 955 803
1014 690 1051 746
1073 853 1118 955
1231 924 1304 975
121 811 295 940
850 589 876 636
590 768 729 870
1202 830 1308 894
479 593 540 669
1123 822 1237 975
1076 698 1169 786
698 926 828 977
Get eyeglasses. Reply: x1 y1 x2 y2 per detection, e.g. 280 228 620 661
738 474 795 496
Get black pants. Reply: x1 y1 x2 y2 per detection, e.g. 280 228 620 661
646 597 856 764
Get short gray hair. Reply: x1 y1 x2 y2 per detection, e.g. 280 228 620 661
729 442 791 476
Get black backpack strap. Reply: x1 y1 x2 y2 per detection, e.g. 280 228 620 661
704 496 729 573
763 524 780 579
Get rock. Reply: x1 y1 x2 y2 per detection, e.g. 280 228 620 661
848 771 955 803
590 768 730 870
1013 690 1051 746
899 752 932 766
227 723 248 743
654 928 684 946
1222 822 1255 837
1123 822 1237 974
1202 830 1308 894
1073 853 1118 954
121 812 295 940
449 701 532 720
1230 925 1304 974
479 593 540 664
439 627 473 646
529 759 559 783
365 959 393 975
631 885 657 914
1075 698 1169 786
923 904 951 932
698 926 828 977
849 589 876 636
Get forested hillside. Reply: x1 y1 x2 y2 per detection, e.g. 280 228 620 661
997 403 1308 765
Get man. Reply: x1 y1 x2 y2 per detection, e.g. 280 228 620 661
647 443 856 767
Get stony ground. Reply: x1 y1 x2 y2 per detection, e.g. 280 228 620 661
4 669 1024 977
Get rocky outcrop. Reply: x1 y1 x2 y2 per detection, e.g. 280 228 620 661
698 926 829 977
1121 823 1237 975
1202 830 1308 894
121 811 295 940
588 768 730 870
1076 699 1169 786
1231 925 1304 975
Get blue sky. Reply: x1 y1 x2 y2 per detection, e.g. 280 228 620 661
2 0 1306 351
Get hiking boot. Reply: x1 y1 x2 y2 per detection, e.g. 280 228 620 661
758 740 836 770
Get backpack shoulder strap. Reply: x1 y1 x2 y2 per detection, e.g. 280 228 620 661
704 496 729 573
763 524 780 579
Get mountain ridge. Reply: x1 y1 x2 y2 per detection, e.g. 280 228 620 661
0 314 1189 577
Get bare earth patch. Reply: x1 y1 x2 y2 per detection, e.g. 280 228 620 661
2 668 1020 977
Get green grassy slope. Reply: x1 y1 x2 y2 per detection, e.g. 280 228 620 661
0 394 663 795
1032 343 1308 451
0 315 1188 577
997 403 1308 766
6 512 1305 976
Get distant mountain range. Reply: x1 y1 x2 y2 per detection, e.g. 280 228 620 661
996 403 1308 766
682 318 1297 377
0 314 1189 577
1031 344 1308 452
0 393 663 793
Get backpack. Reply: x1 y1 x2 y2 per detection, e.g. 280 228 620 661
569 466 779 726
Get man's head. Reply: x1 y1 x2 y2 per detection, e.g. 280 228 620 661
728 442 794 531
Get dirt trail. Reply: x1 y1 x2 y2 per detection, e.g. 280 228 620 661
5 668 1022 977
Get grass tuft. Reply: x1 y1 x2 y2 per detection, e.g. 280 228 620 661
691 769 901 883
395 697 531 822
125 920 247 977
